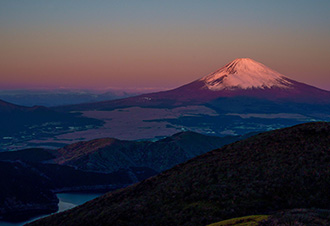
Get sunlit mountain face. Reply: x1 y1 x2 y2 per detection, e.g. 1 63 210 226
59 58 330 112
200 58 294 90
167 57 330 103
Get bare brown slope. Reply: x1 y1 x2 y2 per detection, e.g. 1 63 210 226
29 122 330 226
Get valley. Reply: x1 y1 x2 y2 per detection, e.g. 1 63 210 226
1 58 330 152
4 104 327 151
0 58 329 225
28 122 330 226
0 131 241 223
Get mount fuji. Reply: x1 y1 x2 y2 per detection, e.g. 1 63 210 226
200 58 293 90
60 58 330 111
34 58 330 143
2 59 328 150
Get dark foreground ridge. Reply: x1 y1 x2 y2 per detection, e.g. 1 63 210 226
29 122 330 226
0 131 241 222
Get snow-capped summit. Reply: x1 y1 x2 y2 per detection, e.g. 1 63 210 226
59 57 330 112
200 58 293 90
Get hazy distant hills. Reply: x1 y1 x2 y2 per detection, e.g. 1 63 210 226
0 99 35 112
0 89 139 107
29 122 330 226
0 98 102 151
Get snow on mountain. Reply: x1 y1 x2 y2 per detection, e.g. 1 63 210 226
200 58 293 90
56 57 330 112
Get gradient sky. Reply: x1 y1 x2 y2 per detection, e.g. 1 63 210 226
1 0 330 91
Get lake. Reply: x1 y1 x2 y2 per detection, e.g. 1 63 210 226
0 192 104 226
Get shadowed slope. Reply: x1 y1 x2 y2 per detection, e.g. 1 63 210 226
52 131 241 173
29 122 330 226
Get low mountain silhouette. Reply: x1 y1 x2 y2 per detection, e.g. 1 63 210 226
29 122 330 226
51 131 246 173
0 98 102 149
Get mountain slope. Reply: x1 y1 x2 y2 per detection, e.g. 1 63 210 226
29 122 330 226
0 99 27 112
0 131 242 174
200 58 292 90
56 58 330 112
0 131 240 222
51 131 245 173
47 58 329 142
209 209 330 226
0 148 56 162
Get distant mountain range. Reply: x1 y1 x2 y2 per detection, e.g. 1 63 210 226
0 89 139 107
28 122 330 226
0 99 102 151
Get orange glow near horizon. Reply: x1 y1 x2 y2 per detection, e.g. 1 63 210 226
1 1 330 91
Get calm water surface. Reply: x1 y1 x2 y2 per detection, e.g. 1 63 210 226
0 192 104 226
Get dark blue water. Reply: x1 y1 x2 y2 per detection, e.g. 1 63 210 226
0 193 104 226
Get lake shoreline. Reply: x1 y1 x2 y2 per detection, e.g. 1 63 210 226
0 192 105 226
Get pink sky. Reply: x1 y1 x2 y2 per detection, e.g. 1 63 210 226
1 1 329 91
